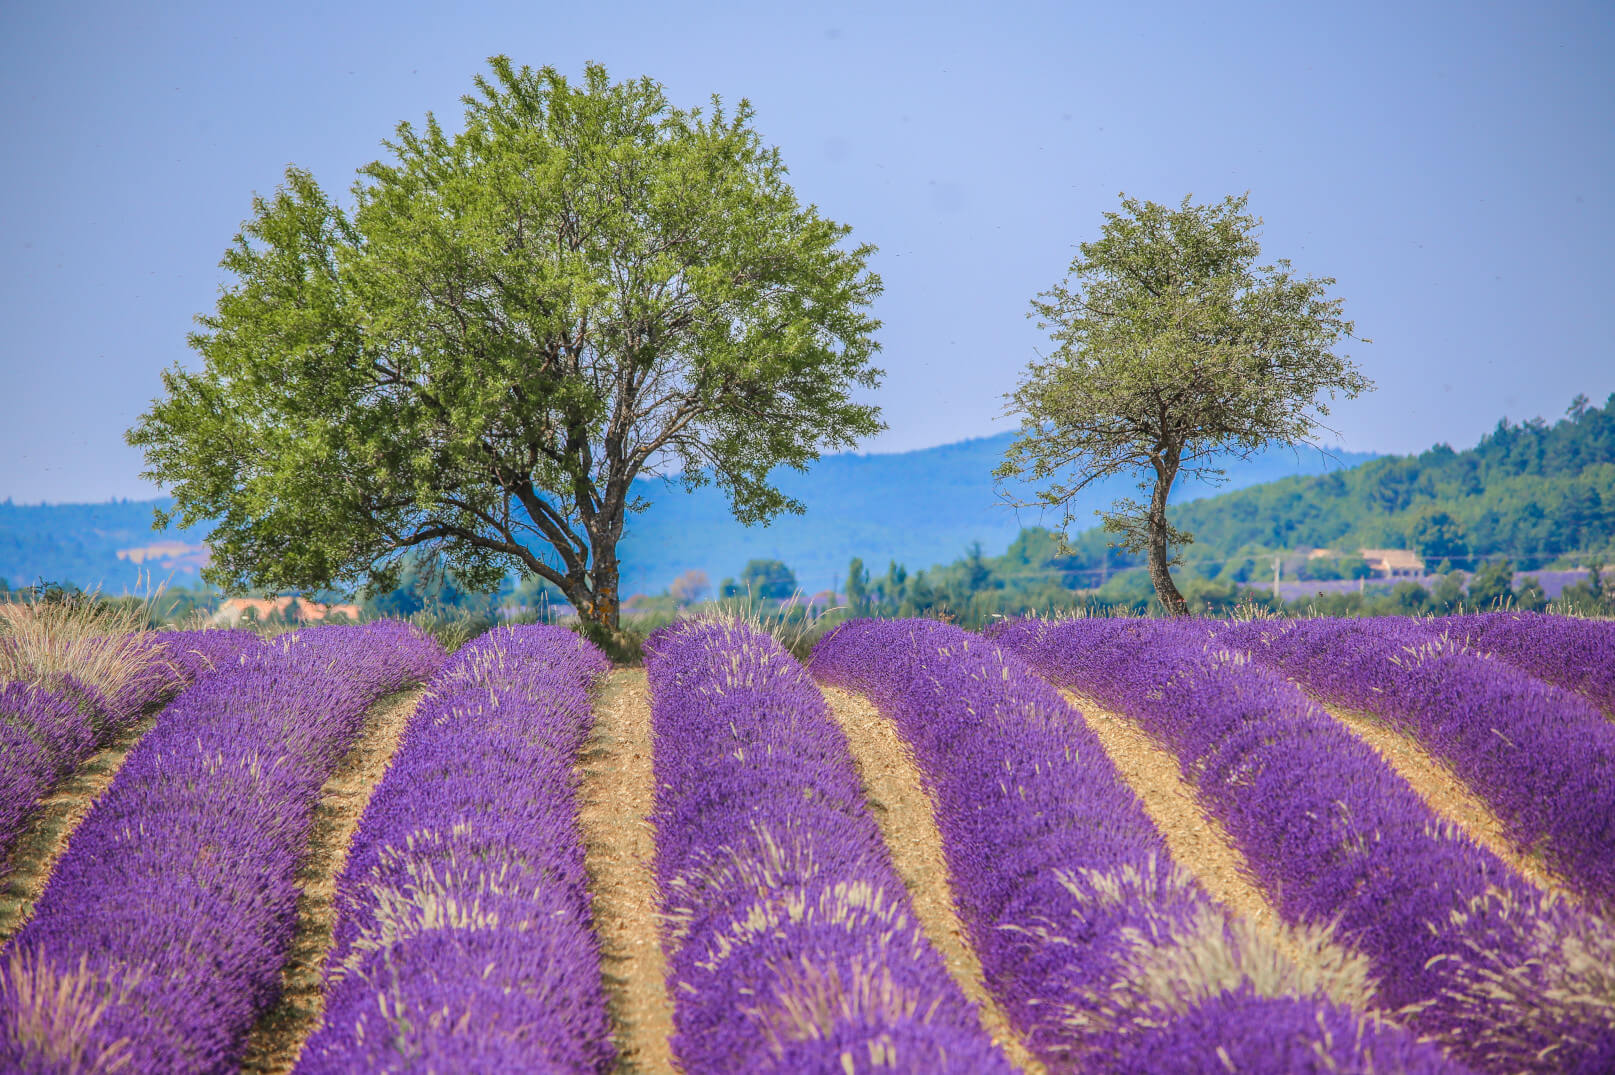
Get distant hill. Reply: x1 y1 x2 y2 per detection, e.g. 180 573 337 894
0 433 1376 597
1164 391 1615 573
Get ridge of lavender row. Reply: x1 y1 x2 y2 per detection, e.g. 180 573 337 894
0 621 446 1075
1220 616 1615 912
813 618 1462 1074
643 619 1013 1073
297 623 616 1073
991 616 1613 1075
1427 611 1615 715
0 630 265 874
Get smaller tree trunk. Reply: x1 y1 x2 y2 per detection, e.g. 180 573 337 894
1147 455 1190 617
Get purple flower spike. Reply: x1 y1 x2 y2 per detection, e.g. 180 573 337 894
297 623 616 1074
644 618 1014 1073
0 621 445 1075
814 618 1482 1073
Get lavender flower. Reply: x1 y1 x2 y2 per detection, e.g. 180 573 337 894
646 618 1013 1073
1222 616 1615 912
298 624 616 1074
994 615 1612 1073
813 619 1461 1073
0 621 444 1074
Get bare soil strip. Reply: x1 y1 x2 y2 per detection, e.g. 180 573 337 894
0 712 160 947
1058 690 1289 932
237 686 426 1075
576 668 678 1075
820 686 1047 1075
1320 703 1576 902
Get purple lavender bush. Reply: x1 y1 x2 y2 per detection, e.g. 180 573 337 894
297 624 616 1073
645 618 1014 1074
813 618 1464 1074
1429 611 1615 714
1221 616 1615 913
0 629 265 877
0 683 98 874
0 620 444 1075
993 615 1614 1074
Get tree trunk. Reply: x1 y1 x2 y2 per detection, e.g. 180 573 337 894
1147 453 1190 617
582 544 621 631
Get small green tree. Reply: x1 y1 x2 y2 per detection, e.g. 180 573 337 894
998 192 1373 615
1410 509 1469 568
845 557 869 614
127 58 883 631
1467 559 1517 610
739 559 797 601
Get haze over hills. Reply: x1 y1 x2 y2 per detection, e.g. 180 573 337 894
0 432 1376 598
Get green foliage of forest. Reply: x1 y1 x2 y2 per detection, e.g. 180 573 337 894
818 393 1615 623
1167 392 1615 568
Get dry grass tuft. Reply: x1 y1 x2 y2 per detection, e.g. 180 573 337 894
0 950 138 1073
0 594 175 725
745 956 939 1061
1416 887 1615 1073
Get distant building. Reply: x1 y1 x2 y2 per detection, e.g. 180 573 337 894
212 596 361 626
1358 548 1425 578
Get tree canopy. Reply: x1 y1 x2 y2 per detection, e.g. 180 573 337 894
128 57 884 629
997 191 1373 614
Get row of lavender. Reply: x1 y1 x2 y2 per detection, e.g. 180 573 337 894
643 619 1014 1072
0 630 262 876
297 624 617 1072
988 616 1614 1075
812 619 1459 1074
0 622 445 1074
1429 610 1615 714
1215 614 1615 913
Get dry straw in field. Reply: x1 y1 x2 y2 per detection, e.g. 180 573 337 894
0 593 175 724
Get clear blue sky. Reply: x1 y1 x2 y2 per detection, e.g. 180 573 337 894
2 0 1611 504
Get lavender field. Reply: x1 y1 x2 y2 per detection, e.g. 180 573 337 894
0 612 1611 1073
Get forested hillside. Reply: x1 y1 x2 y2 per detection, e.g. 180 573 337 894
1171 392 1614 568
841 394 1615 622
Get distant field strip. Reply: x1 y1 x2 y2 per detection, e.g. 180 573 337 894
237 685 426 1075
1059 689 1303 938
820 684 1046 1074
1320 701 1578 903
1223 617 1615 914
0 711 158 945
576 668 678 1074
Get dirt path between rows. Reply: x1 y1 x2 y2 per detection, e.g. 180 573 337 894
1319 703 1576 904
237 686 426 1075
820 686 1046 1075
576 668 678 1075
0 712 160 947
1059 690 1307 947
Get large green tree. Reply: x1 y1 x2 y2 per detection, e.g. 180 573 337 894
997 191 1374 614
128 57 884 630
